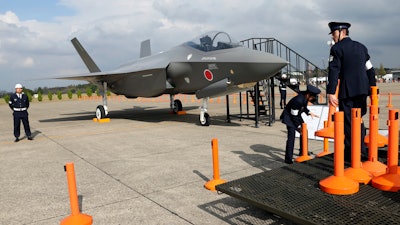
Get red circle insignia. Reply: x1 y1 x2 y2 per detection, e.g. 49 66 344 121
204 69 213 81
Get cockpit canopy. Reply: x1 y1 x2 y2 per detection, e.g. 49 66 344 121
184 31 242 52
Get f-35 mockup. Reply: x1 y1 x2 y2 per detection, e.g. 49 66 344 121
58 31 287 126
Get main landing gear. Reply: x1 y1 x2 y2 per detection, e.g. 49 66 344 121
96 82 109 120
170 95 210 126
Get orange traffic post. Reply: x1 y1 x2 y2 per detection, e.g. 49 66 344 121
315 81 340 139
364 86 388 147
386 93 393 108
316 121 331 157
319 111 359 195
371 109 400 191
61 163 92 225
362 90 387 177
205 138 227 191
295 123 312 162
344 108 372 184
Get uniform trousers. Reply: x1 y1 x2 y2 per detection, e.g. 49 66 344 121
13 111 31 138
285 126 303 163
339 95 368 161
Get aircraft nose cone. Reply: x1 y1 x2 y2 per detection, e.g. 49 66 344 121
229 48 288 83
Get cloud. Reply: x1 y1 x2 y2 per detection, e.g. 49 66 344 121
22 57 34 67
0 0 399 92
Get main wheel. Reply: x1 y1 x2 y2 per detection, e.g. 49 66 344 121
173 99 183 113
96 105 106 119
200 112 210 126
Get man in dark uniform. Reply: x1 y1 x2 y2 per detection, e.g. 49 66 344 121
326 22 376 161
279 74 287 109
9 83 33 142
280 84 321 164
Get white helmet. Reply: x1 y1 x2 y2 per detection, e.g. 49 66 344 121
15 83 23 89
281 74 287 79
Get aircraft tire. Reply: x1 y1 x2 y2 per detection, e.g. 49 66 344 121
96 105 106 119
200 113 210 126
173 99 183 113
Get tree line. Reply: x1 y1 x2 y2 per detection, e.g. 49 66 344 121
2 83 111 103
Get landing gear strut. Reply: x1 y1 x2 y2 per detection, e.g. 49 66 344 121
199 97 210 126
96 81 109 119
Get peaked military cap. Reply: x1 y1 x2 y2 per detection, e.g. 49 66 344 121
328 22 351 34
306 84 321 96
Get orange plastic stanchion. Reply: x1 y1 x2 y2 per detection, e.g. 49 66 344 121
344 108 373 184
316 121 331 157
362 91 387 177
205 139 226 191
371 109 400 191
295 123 312 162
315 81 340 139
60 163 92 225
386 93 393 108
319 111 359 195
365 86 388 147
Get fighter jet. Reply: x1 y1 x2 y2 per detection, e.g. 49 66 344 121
58 31 287 126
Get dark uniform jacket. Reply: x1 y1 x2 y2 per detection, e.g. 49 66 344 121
9 93 30 113
280 92 309 129
327 37 376 98
279 81 287 92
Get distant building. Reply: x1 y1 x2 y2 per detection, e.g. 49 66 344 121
392 70 400 82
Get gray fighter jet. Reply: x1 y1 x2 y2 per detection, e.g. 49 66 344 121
58 31 287 126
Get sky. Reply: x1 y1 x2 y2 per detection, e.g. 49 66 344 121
1 0 399 92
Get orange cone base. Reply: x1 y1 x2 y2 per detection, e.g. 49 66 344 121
92 118 110 123
371 174 400 192
295 155 312 163
362 160 387 177
316 151 331 158
315 127 334 139
204 178 226 191
344 167 373 184
60 213 93 225
169 111 187 115
364 134 388 148
319 175 359 195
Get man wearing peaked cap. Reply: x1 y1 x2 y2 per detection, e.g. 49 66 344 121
326 21 376 161
328 22 351 34
306 84 321 96
9 83 33 142
280 84 321 164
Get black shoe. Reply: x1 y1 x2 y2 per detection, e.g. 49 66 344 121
14 138 19 142
28 136 33 140
284 160 293 164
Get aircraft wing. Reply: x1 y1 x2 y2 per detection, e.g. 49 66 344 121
56 67 169 98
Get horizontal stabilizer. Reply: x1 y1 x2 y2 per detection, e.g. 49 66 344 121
140 39 151 58
71 37 101 73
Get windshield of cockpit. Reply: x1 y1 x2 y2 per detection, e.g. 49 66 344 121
184 31 242 52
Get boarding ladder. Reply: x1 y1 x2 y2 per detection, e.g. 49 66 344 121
229 38 328 127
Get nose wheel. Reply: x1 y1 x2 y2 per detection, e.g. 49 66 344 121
199 97 210 126
200 112 210 126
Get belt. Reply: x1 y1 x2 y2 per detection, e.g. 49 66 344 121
13 108 27 111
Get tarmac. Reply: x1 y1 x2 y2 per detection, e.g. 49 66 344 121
1 83 399 225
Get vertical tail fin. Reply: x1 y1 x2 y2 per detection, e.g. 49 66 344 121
71 37 101 73
140 39 151 58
